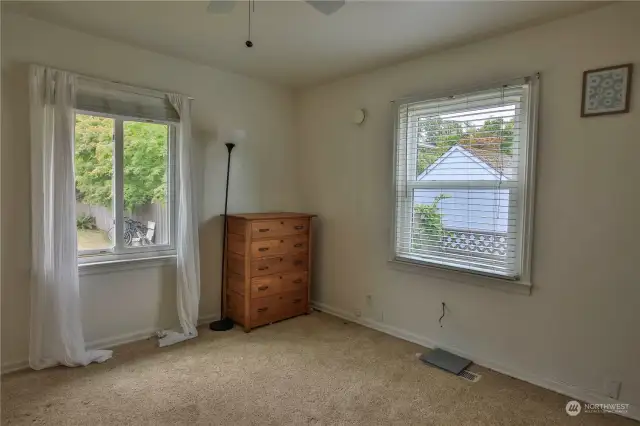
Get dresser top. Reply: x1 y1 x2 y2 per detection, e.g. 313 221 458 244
226 212 316 220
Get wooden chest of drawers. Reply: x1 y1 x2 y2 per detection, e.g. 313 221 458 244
223 212 315 332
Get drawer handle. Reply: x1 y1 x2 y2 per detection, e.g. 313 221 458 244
294 243 303 248
294 225 304 230
257 285 269 291
293 298 302 304
257 307 269 313
259 228 270 232
293 279 303 284
258 266 269 271
294 260 303 266
258 247 269 252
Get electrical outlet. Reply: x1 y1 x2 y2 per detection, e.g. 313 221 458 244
604 379 622 399
354 309 362 318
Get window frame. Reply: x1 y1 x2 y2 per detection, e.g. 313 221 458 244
75 109 178 264
389 75 539 286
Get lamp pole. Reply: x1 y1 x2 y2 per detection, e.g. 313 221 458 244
210 142 236 331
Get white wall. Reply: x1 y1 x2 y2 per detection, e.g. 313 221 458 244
3 3 640 418
296 2 640 412
1 13 299 370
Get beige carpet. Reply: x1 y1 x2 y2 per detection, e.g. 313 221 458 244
2 312 635 425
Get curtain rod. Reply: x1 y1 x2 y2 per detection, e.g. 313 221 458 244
34 63 195 101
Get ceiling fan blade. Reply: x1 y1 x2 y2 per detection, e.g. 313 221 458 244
207 1 236 15
306 1 345 16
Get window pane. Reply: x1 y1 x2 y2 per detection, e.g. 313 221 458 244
410 189 513 274
414 189 512 233
74 114 115 253
123 121 170 247
416 107 519 181
396 84 528 278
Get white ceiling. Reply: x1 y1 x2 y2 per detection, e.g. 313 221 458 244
5 1 601 87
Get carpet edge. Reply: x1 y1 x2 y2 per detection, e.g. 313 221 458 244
311 301 640 422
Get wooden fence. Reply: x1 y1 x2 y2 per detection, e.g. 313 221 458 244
76 202 169 244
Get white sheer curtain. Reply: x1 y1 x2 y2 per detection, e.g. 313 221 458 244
29 65 112 369
159 94 201 347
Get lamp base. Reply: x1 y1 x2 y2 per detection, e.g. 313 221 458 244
209 317 235 331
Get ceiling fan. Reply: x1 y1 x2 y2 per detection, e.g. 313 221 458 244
207 0 346 16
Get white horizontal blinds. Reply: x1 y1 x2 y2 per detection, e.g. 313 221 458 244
76 78 179 122
394 80 530 279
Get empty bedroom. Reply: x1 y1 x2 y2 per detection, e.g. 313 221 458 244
1 1 639 425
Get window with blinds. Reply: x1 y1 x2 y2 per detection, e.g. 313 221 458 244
392 77 538 281
76 77 180 123
73 78 178 263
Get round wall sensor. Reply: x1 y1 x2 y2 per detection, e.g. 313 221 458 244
352 109 366 125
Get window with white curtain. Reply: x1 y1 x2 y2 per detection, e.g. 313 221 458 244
391 76 538 281
74 78 177 262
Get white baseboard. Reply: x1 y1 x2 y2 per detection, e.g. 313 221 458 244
1 312 221 375
311 301 640 422
1 360 30 375
85 328 159 352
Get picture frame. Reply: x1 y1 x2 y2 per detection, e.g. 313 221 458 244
581 63 633 117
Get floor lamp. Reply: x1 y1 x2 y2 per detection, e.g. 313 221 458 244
210 139 239 332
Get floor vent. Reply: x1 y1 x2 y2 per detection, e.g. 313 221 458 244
458 369 481 383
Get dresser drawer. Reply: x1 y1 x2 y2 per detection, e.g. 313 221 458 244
250 254 308 277
251 219 309 239
250 291 307 327
250 235 308 258
280 289 308 318
250 294 281 327
250 275 282 298
279 271 308 293
250 271 308 298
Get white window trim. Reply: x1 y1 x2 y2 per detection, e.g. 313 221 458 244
78 254 177 276
75 109 178 265
388 74 539 291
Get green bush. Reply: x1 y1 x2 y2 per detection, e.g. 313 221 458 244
413 194 451 250
76 213 97 230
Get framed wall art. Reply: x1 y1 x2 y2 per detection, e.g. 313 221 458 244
581 63 633 117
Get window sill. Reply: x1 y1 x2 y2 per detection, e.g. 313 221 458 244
78 254 177 276
388 257 532 296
